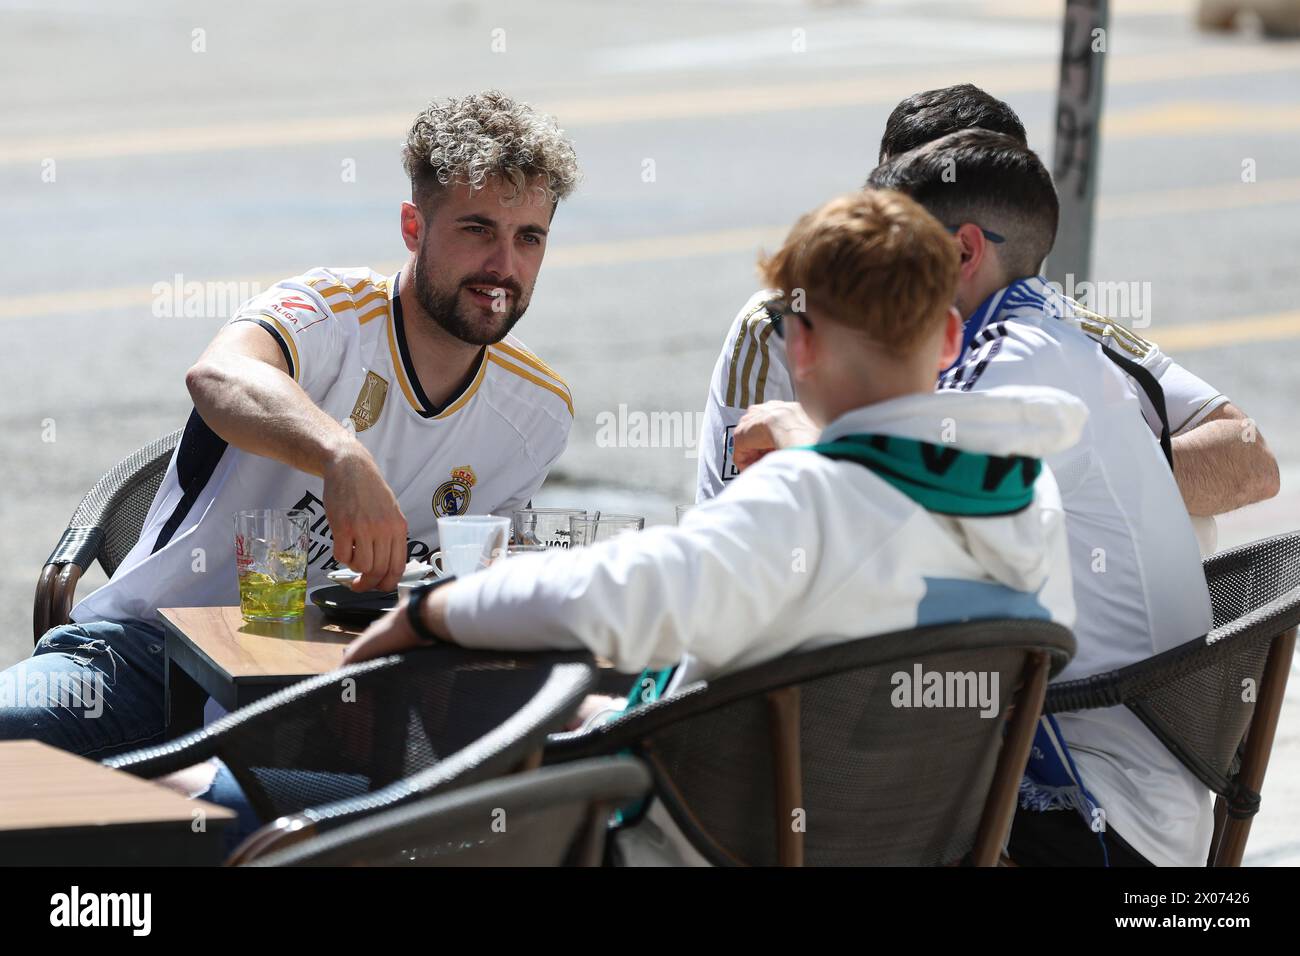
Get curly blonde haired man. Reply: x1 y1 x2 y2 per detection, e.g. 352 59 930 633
3 93 581 778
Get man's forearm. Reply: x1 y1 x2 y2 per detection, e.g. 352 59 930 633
185 352 354 478
1171 403 1280 516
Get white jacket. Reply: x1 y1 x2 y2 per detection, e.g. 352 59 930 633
446 385 1083 677
444 385 1086 864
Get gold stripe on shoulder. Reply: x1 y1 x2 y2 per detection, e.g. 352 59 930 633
357 303 388 325
725 300 772 407
1077 314 1153 359
350 288 387 311
486 351 574 417
752 322 777 405
737 304 775 408
310 275 385 310
492 340 570 392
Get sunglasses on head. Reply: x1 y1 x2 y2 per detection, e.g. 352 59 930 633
947 224 1006 244
767 299 812 340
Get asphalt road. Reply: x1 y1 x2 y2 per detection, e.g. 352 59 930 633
3 0 1299 861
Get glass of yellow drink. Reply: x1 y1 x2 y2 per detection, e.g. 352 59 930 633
234 509 310 622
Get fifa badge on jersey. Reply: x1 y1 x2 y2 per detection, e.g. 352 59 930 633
434 465 477 517
349 371 389 432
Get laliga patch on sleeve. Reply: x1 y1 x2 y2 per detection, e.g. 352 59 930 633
722 425 739 481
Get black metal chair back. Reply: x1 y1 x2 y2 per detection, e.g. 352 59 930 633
248 757 651 867
34 428 182 641
548 619 1076 866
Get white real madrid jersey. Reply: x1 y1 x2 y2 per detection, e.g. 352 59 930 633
697 284 1227 504
697 278 1226 867
72 267 572 626
938 277 1214 868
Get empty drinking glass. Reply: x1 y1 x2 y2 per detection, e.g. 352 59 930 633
568 513 645 546
512 508 588 549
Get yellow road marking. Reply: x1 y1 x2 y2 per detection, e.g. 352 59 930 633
1105 102 1300 138
7 180 1300 353
1097 177 1300 218
7 266 1300 357
546 226 783 268
1153 310 1300 352
12 170 1298 324
4 45 1300 165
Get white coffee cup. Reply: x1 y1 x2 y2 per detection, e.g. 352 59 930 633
436 516 511 578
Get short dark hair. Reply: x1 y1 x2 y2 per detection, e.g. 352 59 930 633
878 84 1027 163
866 129 1058 279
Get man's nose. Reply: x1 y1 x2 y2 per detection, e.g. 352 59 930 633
481 236 516 282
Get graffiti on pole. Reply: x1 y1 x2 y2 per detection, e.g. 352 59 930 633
1048 0 1108 286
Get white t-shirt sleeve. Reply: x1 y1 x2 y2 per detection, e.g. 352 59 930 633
1068 309 1229 436
1144 351 1229 435
446 454 819 675
227 279 347 401
696 290 792 502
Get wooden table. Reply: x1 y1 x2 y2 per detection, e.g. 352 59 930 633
159 605 364 734
0 740 236 865
158 604 637 734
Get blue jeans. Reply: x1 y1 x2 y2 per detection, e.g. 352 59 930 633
0 620 168 759
199 761 265 856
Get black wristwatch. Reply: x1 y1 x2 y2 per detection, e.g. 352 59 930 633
406 576 457 645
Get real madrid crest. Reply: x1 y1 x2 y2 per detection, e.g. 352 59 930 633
433 465 477 517
349 370 389 432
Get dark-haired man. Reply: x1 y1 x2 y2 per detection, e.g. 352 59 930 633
730 130 1279 867
866 131 1225 867
696 85 1027 501
697 84 1277 527
0 91 578 758
878 82 1028 162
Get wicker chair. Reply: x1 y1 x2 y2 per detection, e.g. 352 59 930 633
247 757 651 867
1043 531 1300 866
104 645 596 864
546 619 1076 866
33 428 182 642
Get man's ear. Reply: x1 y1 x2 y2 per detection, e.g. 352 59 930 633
400 201 423 253
938 305 963 370
953 223 987 284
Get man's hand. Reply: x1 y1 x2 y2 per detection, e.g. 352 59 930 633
732 401 819 472
342 584 455 666
186 321 410 592
564 693 624 732
323 443 409 592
